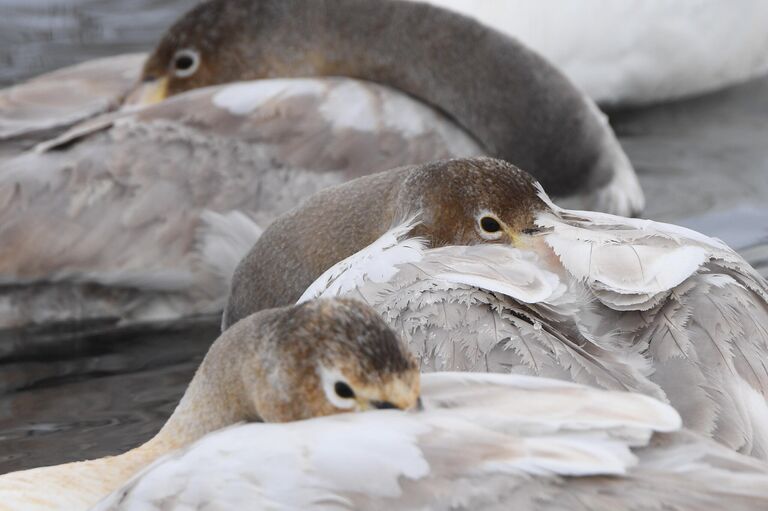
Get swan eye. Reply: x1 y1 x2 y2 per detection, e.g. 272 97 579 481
172 49 200 78
334 381 355 399
480 216 501 233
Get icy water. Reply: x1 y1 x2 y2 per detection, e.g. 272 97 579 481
0 0 767 475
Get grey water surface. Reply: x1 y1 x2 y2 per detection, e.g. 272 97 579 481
0 0 766 475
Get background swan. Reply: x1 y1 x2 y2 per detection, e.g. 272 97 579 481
3 0 643 214
418 0 768 105
226 157 768 459
0 78 479 330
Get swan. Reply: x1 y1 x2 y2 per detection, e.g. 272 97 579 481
224 157 768 459
0 0 645 330
125 0 642 214
3 0 643 214
0 298 421 511
417 0 768 105
93 377 768 510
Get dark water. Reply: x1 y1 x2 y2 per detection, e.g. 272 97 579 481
0 319 218 473
0 0 767 477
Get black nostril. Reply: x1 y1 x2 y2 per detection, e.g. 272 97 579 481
371 400 398 410
143 75 157 83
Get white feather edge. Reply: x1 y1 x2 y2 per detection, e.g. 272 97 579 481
299 215 569 306
532 182 740 299
297 216 427 304
92 373 682 511
195 210 264 283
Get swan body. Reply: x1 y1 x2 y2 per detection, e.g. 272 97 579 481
0 78 479 330
303 199 768 458
93 373 768 511
3 0 644 206
0 0 649 329
418 0 768 105
0 53 144 145
227 157 768 459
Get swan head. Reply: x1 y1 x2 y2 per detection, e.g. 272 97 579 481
398 157 550 248
220 298 420 423
127 0 249 105
127 0 327 105
221 157 556 327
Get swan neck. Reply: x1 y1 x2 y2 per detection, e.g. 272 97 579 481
151 331 256 451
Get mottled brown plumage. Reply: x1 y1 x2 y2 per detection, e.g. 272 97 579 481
134 0 642 206
224 157 548 327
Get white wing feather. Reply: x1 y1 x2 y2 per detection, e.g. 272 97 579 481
298 217 427 304
92 373 768 511
300 195 768 459
533 188 768 458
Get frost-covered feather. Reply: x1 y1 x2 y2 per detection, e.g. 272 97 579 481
302 197 768 459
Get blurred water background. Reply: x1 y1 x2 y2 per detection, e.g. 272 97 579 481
0 0 195 87
0 0 766 475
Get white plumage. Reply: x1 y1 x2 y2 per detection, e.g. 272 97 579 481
305 189 768 459
91 373 768 511
418 0 768 105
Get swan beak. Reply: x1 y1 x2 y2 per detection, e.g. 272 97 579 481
505 227 523 248
370 400 399 410
124 76 169 106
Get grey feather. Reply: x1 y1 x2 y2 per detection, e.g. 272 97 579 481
0 78 481 329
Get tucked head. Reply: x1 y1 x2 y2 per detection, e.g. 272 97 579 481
128 0 333 104
131 0 250 102
397 157 550 247
126 0 640 213
222 157 553 327
217 298 420 423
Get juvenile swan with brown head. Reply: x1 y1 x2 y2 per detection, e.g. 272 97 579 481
224 157 549 324
0 299 419 511
132 0 642 214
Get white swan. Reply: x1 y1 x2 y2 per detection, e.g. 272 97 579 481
418 0 768 105
225 157 768 459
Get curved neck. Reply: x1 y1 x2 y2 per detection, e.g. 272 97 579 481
0 329 262 511
152 325 259 450
224 167 409 327
241 0 613 195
